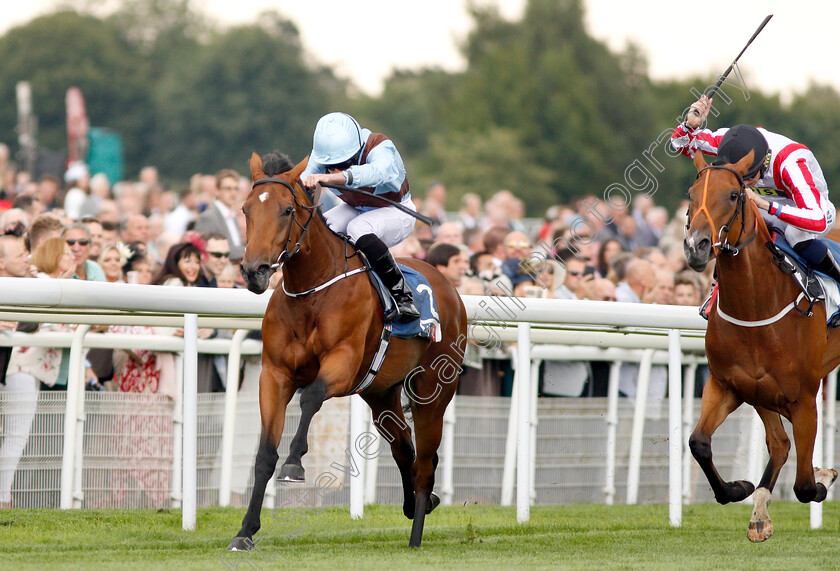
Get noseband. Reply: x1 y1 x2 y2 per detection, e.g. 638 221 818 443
687 165 757 256
251 177 319 269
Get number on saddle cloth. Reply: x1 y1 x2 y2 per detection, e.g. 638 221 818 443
365 265 441 341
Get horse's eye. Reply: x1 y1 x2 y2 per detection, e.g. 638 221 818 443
730 191 739 201
284 206 294 216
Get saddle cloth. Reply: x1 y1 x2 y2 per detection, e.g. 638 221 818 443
770 233 840 326
368 264 441 341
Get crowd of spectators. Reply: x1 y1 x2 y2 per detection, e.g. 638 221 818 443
0 146 714 507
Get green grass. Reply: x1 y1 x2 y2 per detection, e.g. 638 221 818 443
1 502 840 569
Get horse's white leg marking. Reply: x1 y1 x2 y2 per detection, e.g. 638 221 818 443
748 487 774 543
814 467 838 489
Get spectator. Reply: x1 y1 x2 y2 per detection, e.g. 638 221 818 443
1 209 29 233
30 237 75 279
648 269 675 305
615 258 656 303
153 241 203 287
554 254 592 300
153 241 218 391
674 271 703 307
37 175 61 211
164 186 198 237
595 238 623 278
80 216 104 261
457 193 482 230
617 257 667 399
434 222 464 245
12 194 44 223
98 242 130 283
216 264 237 289
62 222 106 281
426 243 469 289
422 182 448 226
62 162 90 220
199 232 230 288
578 278 617 301
123 242 153 285
194 169 245 260
120 213 150 246
27 214 63 251
482 226 509 267
0 235 40 508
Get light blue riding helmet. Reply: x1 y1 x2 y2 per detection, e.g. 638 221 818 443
310 112 364 165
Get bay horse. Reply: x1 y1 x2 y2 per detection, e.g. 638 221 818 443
684 149 840 541
229 152 467 549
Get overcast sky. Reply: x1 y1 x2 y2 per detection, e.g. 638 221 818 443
4 1 837 100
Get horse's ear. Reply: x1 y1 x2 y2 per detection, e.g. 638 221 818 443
249 151 265 181
693 150 707 171
732 149 755 177
288 155 309 182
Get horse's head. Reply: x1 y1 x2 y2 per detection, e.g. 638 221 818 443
683 149 756 271
239 152 310 294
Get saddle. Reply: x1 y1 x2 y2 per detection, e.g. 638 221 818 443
356 251 441 341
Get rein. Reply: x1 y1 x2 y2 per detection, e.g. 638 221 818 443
251 176 367 297
251 176 318 269
688 165 758 256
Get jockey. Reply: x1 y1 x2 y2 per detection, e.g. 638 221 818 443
301 112 420 323
672 96 839 281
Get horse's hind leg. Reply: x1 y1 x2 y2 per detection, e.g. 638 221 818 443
406 387 452 548
790 399 838 503
689 375 754 504
748 407 791 543
278 381 327 482
229 370 294 551
364 384 416 520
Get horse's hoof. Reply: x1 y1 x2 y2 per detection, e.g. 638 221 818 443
748 519 774 543
815 468 838 488
278 463 305 482
227 536 254 551
426 493 441 514
404 503 414 520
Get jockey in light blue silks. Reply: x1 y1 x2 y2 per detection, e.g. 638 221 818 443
301 112 420 323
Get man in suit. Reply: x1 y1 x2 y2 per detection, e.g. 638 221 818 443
194 169 244 260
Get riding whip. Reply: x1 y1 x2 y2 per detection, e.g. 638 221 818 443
707 14 773 100
319 182 436 226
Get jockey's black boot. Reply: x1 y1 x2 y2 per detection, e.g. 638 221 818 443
355 234 420 324
815 251 840 283
796 239 840 283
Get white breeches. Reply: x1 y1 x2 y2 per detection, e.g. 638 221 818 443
323 196 417 247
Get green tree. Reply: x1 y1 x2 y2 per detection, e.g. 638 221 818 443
0 11 151 172
149 12 344 178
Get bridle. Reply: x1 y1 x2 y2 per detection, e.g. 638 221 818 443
687 164 758 256
251 176 318 269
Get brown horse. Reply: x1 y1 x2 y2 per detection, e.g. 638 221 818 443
228 153 467 550
684 149 840 541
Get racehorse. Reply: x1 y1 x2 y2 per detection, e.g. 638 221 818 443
684 149 840 541
229 152 467 549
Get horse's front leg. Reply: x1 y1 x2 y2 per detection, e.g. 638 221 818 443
277 345 362 482
229 364 294 551
278 381 327 482
748 407 790 542
689 375 754 504
790 399 838 504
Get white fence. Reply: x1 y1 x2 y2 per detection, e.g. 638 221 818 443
0 278 836 530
